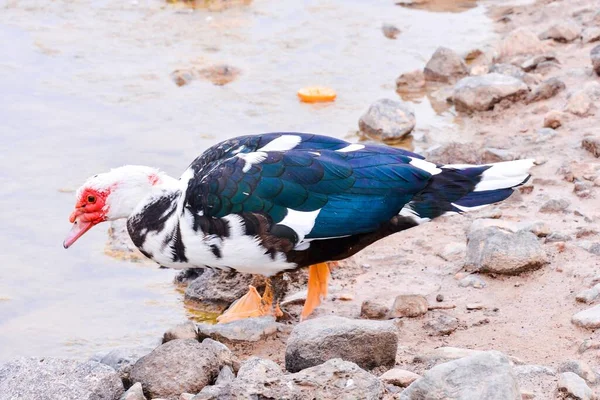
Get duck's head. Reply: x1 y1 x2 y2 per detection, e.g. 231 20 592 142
63 165 163 249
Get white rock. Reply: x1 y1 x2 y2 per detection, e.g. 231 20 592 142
557 372 595 400
572 304 600 329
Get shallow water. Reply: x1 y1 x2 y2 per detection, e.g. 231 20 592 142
0 0 493 361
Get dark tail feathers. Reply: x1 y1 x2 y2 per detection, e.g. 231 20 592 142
401 159 533 222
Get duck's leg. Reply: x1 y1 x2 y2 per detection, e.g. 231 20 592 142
300 262 330 321
216 279 281 324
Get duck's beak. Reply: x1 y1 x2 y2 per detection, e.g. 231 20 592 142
63 213 95 249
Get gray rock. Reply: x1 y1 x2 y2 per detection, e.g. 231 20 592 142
558 360 597 384
582 137 600 158
382 24 401 39
520 54 560 72
197 316 281 343
214 366 235 386
572 304 600 329
458 274 487 288
380 368 421 388
497 28 547 59
358 99 416 144
465 227 548 275
173 268 204 286
285 315 398 372
557 372 594 400
489 63 526 79
361 300 391 320
453 73 529 113
120 382 147 400
0 358 124 400
425 142 482 165
536 127 557 143
163 321 197 343
526 77 565 103
481 148 516 163
184 269 265 314
514 364 556 377
468 218 518 236
545 232 573 243
223 357 284 398
423 312 459 336
539 198 570 213
437 242 467 262
574 181 593 198
100 346 153 386
389 294 429 318
424 47 469 83
589 243 600 256
566 90 593 117
129 339 223 400
518 221 551 237
286 359 384 400
591 45 600 76
414 347 502 368
539 21 582 42
401 351 520 400
582 27 600 43
197 358 384 400
201 339 237 371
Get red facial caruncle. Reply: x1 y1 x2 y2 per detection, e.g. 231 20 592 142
63 188 111 249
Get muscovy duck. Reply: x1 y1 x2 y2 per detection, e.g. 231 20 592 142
64 133 533 322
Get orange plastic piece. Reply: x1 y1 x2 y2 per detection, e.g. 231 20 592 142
297 87 337 103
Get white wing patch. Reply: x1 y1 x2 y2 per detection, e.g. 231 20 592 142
473 159 534 192
409 157 442 175
451 203 488 212
258 135 302 152
336 144 365 153
277 208 321 243
238 151 268 172
399 203 431 224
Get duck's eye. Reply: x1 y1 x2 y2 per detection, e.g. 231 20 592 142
87 195 96 204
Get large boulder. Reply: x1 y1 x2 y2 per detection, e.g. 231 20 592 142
358 99 416 144
465 227 548 275
0 358 124 400
424 47 469 83
129 339 224 400
285 315 398 372
400 351 520 400
453 74 529 113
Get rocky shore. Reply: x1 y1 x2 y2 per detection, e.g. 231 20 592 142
3 0 600 399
